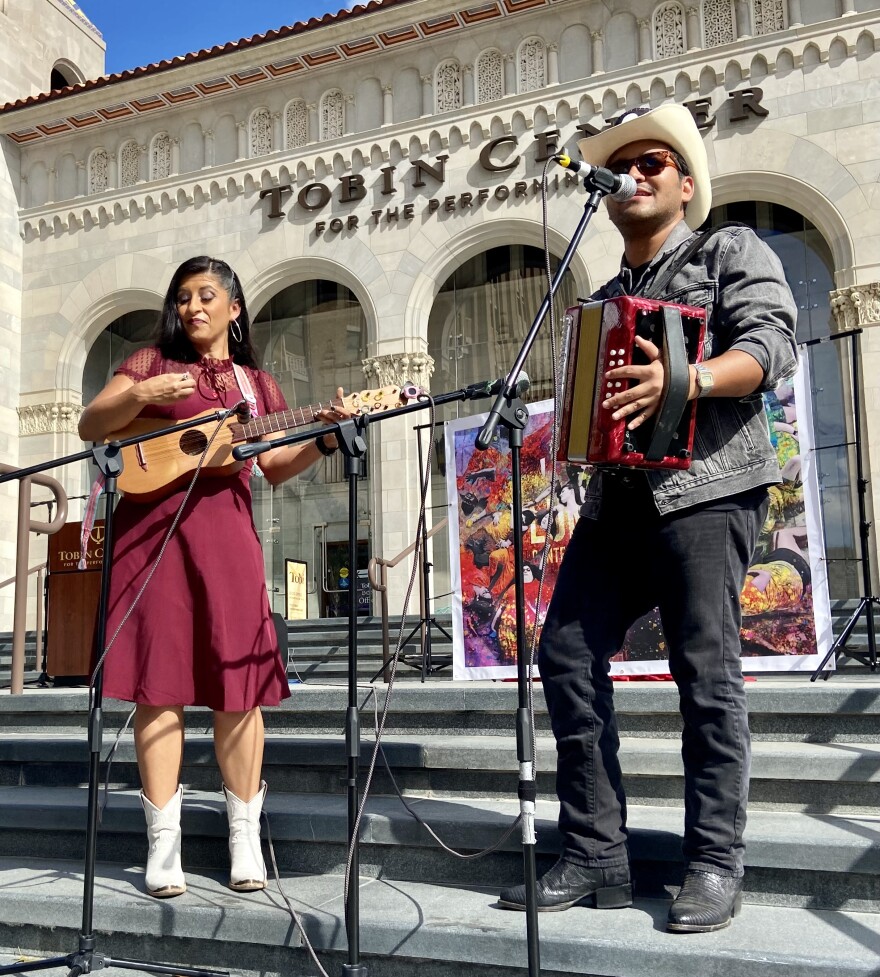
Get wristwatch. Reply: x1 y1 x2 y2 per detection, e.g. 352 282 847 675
693 364 715 399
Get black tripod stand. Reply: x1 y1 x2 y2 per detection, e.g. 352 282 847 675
372 421 452 683
809 327 878 679
0 412 237 977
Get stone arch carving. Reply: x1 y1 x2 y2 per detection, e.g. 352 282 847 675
244 255 381 352
56 252 169 393
517 36 546 93
559 26 591 82
710 140 858 279
150 132 171 180
703 0 736 47
320 89 345 140
476 48 504 103
118 139 140 187
435 59 462 113
88 147 109 194
752 0 786 35
285 98 309 149
654 2 686 58
406 218 593 351
605 13 638 72
250 107 273 157
356 76 383 130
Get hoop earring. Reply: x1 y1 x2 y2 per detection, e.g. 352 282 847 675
229 318 242 344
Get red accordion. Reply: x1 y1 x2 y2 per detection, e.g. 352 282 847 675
558 296 707 470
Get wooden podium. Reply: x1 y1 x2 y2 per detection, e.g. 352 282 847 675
46 520 104 678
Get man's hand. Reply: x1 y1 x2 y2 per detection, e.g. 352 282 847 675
601 335 665 431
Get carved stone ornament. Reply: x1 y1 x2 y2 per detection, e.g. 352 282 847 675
18 403 84 436
654 2 687 57
362 352 435 392
753 0 785 34
830 283 880 331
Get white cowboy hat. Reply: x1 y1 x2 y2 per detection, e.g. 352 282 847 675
576 104 711 229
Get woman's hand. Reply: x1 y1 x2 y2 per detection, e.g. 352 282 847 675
134 372 197 405
314 387 354 449
602 335 665 431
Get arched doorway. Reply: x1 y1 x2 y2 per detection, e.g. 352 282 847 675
251 279 370 619
708 201 852 598
425 243 578 611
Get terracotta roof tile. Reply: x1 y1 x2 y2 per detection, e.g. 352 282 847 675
1 0 411 115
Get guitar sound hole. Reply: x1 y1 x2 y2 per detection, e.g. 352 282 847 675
179 429 209 457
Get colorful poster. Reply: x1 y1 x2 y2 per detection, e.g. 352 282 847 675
447 367 831 680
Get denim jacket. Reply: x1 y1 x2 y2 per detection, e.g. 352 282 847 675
584 220 798 517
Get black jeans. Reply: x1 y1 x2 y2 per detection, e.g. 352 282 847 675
538 477 768 878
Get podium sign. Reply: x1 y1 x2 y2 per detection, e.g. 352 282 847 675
46 520 104 677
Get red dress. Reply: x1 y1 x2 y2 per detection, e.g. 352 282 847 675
102 347 291 711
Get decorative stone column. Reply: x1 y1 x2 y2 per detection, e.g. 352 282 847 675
18 402 84 437
360 352 437 614
171 138 180 174
76 160 86 196
236 122 247 160
547 44 559 85
831 283 880 571
504 54 516 95
204 129 214 166
272 112 283 151
362 351 435 392
421 74 433 116
382 86 393 125
735 0 752 37
787 0 803 25
107 158 116 190
830 284 880 331
686 6 701 50
840 0 856 13
46 167 56 203
307 103 318 141
590 31 604 74
462 65 474 106
344 94 355 135
638 19 652 62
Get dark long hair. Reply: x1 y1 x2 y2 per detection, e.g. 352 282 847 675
156 255 259 367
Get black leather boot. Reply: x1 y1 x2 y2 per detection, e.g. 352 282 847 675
498 856 632 911
667 870 744 932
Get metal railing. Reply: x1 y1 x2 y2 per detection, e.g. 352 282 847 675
0 464 68 694
367 517 447 683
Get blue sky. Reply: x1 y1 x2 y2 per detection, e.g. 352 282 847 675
76 1 355 75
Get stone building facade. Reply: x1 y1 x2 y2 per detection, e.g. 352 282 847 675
0 0 878 625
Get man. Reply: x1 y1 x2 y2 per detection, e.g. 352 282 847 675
499 104 798 932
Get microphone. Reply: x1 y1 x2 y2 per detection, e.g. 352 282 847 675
554 154 638 202
465 372 531 400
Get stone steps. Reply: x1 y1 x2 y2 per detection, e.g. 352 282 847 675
3 732 879 813
1 678 880 976
0 856 879 977
0 786 877 912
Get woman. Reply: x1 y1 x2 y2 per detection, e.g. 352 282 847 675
78 256 346 898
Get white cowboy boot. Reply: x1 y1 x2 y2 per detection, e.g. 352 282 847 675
141 786 186 898
223 781 267 891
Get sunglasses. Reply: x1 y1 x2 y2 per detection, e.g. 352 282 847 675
606 150 682 177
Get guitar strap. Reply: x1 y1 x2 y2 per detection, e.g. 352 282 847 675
232 362 259 418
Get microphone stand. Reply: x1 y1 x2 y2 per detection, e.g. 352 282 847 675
0 410 238 977
475 175 614 977
232 381 531 977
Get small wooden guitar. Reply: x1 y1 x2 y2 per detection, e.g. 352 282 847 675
107 385 417 503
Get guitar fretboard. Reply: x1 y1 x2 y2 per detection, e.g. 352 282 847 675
233 401 341 441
